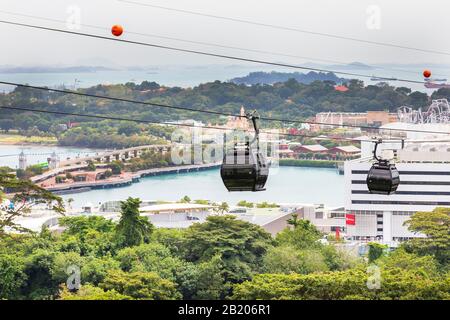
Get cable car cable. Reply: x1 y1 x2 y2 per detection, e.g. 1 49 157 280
2 80 450 137
0 10 439 78
0 19 427 85
118 0 450 57
0 105 379 142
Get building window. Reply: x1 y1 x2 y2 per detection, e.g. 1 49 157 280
352 180 450 186
352 170 450 176
352 190 450 195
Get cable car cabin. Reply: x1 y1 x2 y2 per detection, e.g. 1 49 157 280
220 143 268 192
366 161 400 195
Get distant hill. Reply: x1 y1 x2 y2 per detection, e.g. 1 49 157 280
230 71 348 85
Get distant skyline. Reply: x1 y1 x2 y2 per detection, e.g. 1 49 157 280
1 0 449 70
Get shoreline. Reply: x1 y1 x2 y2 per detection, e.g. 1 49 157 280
279 159 341 168
0 134 58 146
0 141 58 146
47 162 341 196
42 163 222 195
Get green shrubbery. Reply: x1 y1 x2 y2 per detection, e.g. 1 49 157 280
0 189 449 300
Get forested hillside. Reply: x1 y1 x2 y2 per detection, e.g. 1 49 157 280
1 76 449 148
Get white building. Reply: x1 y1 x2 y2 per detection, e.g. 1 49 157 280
344 122 450 244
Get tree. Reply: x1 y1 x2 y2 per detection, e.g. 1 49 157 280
232 268 450 300
21 249 59 299
368 242 388 263
182 215 273 284
109 161 123 175
287 213 301 228
263 246 328 275
403 207 450 266
60 216 116 237
86 161 96 172
180 195 191 203
99 270 181 300
116 242 184 279
215 202 229 215
237 200 253 208
191 255 227 300
0 254 27 299
115 197 154 248
0 119 14 132
276 219 323 249
59 284 131 300
118 123 141 136
379 247 439 277
0 173 64 236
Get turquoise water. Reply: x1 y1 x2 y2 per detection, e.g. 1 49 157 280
60 166 345 208
0 145 345 208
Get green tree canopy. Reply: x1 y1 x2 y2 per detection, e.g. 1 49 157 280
115 197 154 248
404 207 450 266
182 215 273 283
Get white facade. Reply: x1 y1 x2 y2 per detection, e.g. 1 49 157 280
345 120 450 243
344 141 450 243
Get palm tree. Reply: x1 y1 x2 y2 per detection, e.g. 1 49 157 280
180 195 191 203
287 213 301 228
116 197 154 247
215 202 229 215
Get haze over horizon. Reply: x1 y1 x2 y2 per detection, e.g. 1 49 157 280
1 0 449 69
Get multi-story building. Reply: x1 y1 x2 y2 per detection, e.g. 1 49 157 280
344 124 450 244
313 111 398 131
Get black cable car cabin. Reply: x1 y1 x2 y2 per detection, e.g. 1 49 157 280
366 139 400 195
221 143 268 191
366 161 400 195
220 110 269 192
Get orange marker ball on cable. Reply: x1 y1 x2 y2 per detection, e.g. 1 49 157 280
111 25 124 37
423 69 432 78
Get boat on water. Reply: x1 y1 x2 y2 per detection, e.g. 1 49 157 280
370 75 397 81
424 82 450 89
424 78 447 82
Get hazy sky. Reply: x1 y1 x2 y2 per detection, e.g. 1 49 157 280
1 0 450 67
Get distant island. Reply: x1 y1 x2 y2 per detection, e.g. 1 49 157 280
230 71 348 85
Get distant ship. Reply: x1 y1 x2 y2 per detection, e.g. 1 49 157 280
425 78 447 82
370 75 397 81
424 81 450 89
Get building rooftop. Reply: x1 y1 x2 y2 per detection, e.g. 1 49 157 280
140 203 214 213
298 144 328 152
332 145 361 153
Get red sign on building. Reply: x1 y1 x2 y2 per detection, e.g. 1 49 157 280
345 214 356 225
